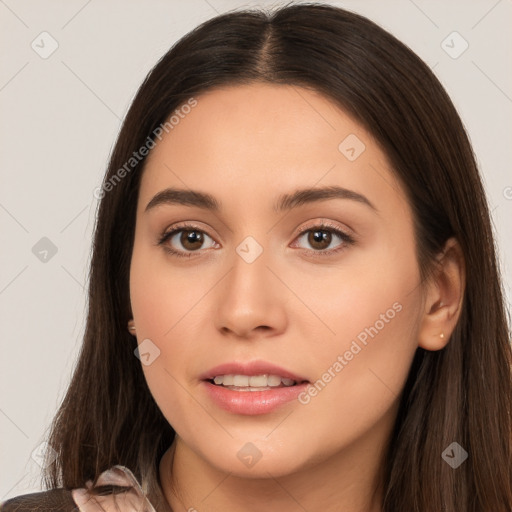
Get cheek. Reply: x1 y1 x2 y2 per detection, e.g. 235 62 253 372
129 238 204 340
291 226 421 355
129 242 213 425
295 242 422 439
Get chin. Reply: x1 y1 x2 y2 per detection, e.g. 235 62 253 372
199 439 314 479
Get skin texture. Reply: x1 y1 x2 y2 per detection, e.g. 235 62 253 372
129 83 465 512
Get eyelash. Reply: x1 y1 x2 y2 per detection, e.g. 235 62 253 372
157 221 355 259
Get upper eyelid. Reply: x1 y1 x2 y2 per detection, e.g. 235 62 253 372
161 220 352 239
160 221 353 251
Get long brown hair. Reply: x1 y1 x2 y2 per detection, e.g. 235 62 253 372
42 3 512 510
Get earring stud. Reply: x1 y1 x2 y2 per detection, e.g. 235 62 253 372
127 319 136 334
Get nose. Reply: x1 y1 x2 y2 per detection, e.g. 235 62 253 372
214 247 288 340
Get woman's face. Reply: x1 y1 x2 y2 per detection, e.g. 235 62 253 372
129 83 424 478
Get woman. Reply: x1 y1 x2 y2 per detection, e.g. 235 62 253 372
2 3 510 511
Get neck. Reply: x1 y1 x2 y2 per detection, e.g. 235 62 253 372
158 417 393 512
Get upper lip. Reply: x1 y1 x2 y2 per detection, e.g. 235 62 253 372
200 360 309 383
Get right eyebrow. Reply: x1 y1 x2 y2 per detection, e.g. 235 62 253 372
145 188 220 213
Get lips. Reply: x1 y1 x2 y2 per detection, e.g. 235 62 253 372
199 360 311 415
199 360 309 384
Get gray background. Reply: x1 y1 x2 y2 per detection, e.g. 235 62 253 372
1 0 511 499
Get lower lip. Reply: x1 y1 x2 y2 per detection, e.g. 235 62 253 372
202 380 309 415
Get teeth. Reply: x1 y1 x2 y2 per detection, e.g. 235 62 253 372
211 374 297 388
234 375 249 386
267 375 282 386
249 375 267 387
222 375 234 386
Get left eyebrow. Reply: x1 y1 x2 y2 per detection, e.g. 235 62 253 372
144 185 378 215
273 185 378 214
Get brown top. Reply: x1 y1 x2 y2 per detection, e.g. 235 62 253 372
0 488 78 511
0 466 158 512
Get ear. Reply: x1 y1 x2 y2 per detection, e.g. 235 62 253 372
417 237 466 351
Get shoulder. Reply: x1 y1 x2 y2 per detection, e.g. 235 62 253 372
0 488 78 511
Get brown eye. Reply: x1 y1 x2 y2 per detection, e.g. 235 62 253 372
307 229 333 251
179 230 205 251
293 224 353 254
158 225 217 258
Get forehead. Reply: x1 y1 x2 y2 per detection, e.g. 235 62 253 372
138 83 408 218
145 83 358 169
